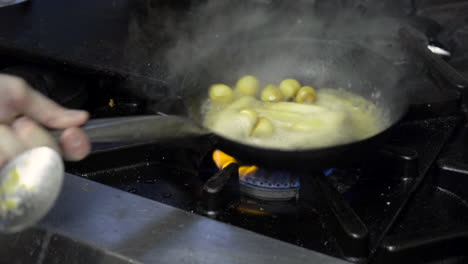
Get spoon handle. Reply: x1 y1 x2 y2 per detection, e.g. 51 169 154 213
51 115 209 143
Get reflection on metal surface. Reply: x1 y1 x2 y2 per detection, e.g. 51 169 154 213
0 147 64 233
428 44 451 57
0 0 28 8
37 174 346 264
236 205 271 216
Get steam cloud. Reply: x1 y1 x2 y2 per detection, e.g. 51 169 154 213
124 0 416 105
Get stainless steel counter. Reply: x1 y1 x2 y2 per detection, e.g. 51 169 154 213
36 174 348 264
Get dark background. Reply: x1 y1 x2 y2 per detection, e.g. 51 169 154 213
0 0 461 80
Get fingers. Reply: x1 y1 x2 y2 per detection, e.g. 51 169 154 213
0 74 24 123
25 90 89 128
0 74 89 128
0 74 91 165
11 117 90 161
59 127 91 161
12 117 60 152
0 125 26 167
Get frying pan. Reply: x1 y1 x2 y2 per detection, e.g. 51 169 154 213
57 38 411 171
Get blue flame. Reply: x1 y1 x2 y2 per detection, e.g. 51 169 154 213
324 168 334 176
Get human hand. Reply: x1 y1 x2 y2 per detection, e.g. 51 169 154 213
0 73 91 167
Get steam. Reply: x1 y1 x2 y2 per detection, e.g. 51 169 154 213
124 0 416 104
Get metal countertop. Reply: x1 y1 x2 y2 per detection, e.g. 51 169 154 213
39 174 348 264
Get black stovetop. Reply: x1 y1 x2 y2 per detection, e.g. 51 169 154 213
63 111 464 263
2 0 468 263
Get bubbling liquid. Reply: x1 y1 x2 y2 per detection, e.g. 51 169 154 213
203 88 387 150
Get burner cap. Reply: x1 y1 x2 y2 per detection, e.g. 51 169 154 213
239 169 299 201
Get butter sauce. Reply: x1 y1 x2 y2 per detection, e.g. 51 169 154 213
203 88 386 150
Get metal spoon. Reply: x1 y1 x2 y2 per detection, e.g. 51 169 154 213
51 115 209 143
0 115 204 233
0 147 64 233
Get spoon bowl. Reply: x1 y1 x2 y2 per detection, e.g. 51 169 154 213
0 147 64 233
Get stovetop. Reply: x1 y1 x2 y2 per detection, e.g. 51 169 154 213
2 0 468 263
62 113 463 263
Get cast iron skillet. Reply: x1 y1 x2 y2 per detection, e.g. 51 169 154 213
178 37 409 170
62 38 410 172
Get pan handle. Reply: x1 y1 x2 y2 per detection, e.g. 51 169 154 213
399 27 468 90
51 115 210 143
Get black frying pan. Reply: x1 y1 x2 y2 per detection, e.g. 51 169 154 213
61 38 411 172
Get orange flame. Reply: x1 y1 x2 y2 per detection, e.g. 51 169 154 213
212 150 258 178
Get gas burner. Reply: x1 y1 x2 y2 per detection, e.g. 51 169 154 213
239 169 300 201
211 149 300 201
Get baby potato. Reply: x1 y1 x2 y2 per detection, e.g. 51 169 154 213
279 79 301 99
209 84 234 103
225 96 259 111
211 110 258 137
236 75 259 96
251 117 274 138
261 84 283 102
295 86 317 104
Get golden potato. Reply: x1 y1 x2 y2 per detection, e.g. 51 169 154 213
236 75 259 96
210 110 258 137
295 86 317 103
261 84 283 102
251 117 274 137
225 96 259 111
209 84 234 103
279 79 301 99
